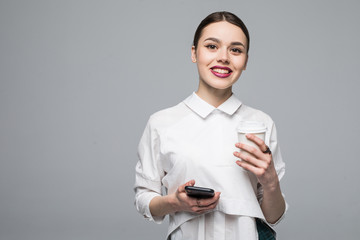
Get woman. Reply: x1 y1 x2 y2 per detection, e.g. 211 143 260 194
134 11 287 240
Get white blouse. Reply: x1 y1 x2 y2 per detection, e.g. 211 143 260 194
134 93 287 240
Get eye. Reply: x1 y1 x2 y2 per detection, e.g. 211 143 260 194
205 44 217 50
231 48 243 54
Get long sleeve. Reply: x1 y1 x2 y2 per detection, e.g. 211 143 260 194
134 119 165 223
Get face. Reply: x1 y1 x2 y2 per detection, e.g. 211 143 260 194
191 21 248 91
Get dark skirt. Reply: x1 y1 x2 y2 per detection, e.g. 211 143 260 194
256 218 276 240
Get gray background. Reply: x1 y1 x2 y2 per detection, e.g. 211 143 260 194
1 0 359 239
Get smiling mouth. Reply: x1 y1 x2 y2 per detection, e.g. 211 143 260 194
212 68 231 74
210 66 232 78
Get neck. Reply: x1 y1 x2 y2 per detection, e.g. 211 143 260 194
196 86 233 108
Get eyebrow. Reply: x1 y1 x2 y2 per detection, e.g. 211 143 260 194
204 37 246 48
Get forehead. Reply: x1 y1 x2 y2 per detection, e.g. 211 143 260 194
200 21 248 45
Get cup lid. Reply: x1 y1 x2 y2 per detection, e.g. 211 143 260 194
237 121 267 133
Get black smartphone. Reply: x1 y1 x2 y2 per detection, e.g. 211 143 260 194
185 186 215 198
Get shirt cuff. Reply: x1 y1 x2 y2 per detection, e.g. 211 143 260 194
140 192 165 224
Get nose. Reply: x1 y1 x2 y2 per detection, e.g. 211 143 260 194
217 47 229 64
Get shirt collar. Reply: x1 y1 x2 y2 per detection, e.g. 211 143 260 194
183 92 242 118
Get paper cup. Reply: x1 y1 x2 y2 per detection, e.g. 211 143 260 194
237 121 266 157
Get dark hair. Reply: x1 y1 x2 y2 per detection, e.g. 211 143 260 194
193 11 250 53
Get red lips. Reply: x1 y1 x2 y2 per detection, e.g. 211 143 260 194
210 66 232 78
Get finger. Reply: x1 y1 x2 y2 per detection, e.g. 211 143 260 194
178 179 195 193
233 151 267 169
195 200 219 213
236 160 265 176
196 197 219 213
197 192 221 207
235 142 263 159
245 134 268 152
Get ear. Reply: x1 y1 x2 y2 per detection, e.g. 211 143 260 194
191 46 197 63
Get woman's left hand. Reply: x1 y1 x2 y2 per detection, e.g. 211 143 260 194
233 134 279 190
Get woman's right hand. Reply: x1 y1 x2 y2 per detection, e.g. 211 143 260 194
172 179 221 214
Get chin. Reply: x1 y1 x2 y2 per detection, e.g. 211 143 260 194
210 80 237 90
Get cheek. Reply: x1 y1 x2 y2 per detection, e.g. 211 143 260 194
232 57 247 70
197 51 215 64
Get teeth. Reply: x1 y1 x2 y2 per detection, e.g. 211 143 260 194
212 68 230 74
